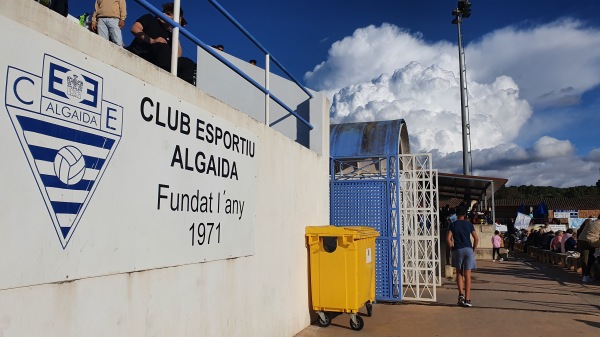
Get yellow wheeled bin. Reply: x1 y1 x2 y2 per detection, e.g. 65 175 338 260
305 226 379 331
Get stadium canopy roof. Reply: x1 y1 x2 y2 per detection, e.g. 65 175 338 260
438 172 508 205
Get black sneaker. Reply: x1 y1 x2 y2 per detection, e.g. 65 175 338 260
457 294 465 306
463 300 472 307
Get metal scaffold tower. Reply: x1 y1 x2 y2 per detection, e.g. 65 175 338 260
399 154 440 301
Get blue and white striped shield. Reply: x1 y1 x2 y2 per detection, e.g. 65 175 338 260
5 54 123 248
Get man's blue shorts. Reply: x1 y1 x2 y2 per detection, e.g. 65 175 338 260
452 247 477 271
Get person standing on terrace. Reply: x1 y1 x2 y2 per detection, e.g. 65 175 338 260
492 230 502 262
91 0 127 47
505 219 516 255
447 206 479 307
48 0 68 17
578 218 600 283
127 3 196 85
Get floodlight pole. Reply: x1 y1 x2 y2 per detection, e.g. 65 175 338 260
452 2 472 176
457 18 470 176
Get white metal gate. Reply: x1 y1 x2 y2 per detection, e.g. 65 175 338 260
399 154 440 301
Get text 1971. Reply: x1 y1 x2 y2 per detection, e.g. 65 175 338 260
189 222 221 246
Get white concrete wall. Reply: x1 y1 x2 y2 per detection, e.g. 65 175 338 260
0 2 329 336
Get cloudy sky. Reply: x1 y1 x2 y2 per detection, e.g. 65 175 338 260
306 18 600 187
298 2 600 188
69 0 600 187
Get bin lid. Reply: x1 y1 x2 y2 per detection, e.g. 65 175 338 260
305 226 380 239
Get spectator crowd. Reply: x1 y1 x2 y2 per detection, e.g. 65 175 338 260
513 217 599 283
441 200 600 283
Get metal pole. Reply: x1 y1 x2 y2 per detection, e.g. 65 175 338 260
170 0 181 76
491 180 496 225
456 18 471 175
265 54 270 126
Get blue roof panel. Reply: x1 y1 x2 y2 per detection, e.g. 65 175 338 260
330 120 409 158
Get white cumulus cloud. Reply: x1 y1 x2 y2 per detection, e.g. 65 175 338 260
330 62 532 154
305 23 455 92
532 136 575 159
467 19 600 107
588 148 600 161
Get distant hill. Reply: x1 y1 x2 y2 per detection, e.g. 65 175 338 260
496 183 600 199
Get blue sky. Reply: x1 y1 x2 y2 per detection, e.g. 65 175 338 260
68 1 600 187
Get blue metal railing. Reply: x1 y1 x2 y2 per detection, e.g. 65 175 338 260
208 0 313 100
133 0 314 130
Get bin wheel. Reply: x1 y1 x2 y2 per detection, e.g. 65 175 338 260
349 315 364 331
366 302 373 317
317 313 331 327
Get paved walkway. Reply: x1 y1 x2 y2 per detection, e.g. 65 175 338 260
295 253 600 337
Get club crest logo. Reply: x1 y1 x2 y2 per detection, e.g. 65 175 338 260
4 54 123 248
66 73 84 99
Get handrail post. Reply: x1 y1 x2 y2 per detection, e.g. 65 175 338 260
265 54 270 126
170 0 181 76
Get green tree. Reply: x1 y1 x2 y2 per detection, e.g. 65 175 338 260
494 184 599 199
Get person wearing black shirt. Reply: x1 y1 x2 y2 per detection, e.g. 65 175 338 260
127 3 195 85
440 204 450 228
506 218 516 254
446 207 479 307
49 0 68 17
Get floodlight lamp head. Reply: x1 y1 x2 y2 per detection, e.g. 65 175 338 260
458 0 472 9
457 0 472 18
